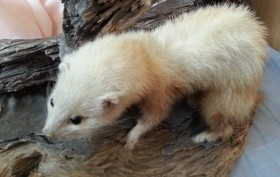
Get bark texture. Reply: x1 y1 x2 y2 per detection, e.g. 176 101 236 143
0 37 60 93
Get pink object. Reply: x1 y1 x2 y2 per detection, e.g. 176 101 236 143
0 0 63 39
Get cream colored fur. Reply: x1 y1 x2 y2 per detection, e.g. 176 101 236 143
43 4 267 149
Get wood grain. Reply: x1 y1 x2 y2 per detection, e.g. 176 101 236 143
0 36 60 93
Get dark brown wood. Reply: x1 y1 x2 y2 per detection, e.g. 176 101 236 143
60 0 158 57
0 36 61 93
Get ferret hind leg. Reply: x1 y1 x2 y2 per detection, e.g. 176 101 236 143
192 88 259 144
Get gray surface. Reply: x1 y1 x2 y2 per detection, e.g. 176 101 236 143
0 91 46 140
231 47 280 177
0 87 93 155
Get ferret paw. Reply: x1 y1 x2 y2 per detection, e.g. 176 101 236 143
124 137 138 150
123 121 150 150
123 130 140 150
191 131 222 144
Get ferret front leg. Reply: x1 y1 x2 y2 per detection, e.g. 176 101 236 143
125 118 158 150
125 92 173 150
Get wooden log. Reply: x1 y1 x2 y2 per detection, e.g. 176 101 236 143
61 0 158 53
0 99 257 177
35 119 253 177
0 36 61 93
0 141 43 177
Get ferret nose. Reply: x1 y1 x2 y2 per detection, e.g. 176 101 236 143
42 128 53 138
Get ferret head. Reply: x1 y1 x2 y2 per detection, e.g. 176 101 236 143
42 40 134 140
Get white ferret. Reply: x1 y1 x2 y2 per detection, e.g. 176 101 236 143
43 4 267 149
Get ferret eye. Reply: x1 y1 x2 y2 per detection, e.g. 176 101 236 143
70 116 82 125
50 98 54 107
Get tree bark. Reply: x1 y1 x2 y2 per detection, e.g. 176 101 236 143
60 0 158 53
0 36 60 93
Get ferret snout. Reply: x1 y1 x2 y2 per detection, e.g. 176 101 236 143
42 127 55 139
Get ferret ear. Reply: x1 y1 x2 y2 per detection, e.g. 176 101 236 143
99 92 120 109
58 62 70 72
